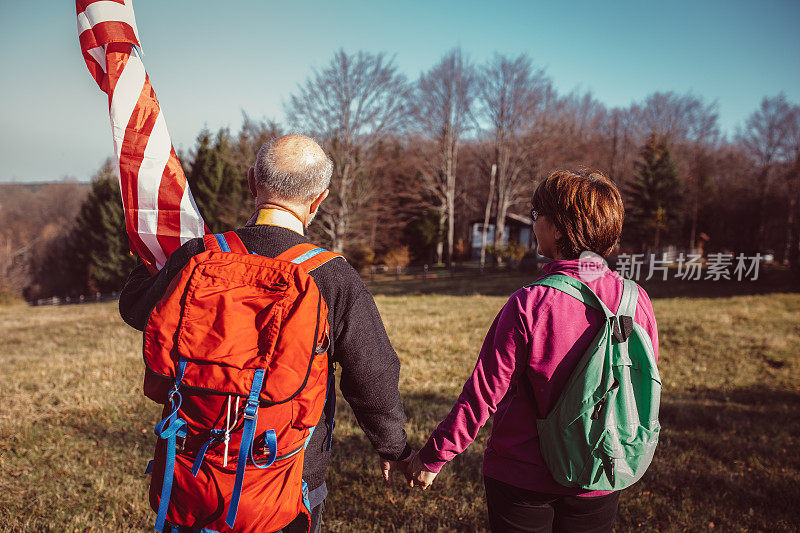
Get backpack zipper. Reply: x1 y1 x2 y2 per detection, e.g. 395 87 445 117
590 378 619 420
273 442 304 462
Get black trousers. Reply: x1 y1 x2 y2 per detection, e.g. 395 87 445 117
484 476 620 533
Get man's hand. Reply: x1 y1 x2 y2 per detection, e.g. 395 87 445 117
407 451 438 490
379 451 415 486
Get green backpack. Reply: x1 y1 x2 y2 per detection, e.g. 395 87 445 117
526 274 661 491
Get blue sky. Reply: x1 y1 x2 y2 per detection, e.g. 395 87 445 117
0 0 798 182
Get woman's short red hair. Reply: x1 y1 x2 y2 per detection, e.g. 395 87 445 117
532 169 624 259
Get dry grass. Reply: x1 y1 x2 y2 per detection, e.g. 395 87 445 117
1 272 798 531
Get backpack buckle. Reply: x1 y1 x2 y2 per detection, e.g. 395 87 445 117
242 402 258 421
612 315 634 342
168 385 180 402
176 433 186 452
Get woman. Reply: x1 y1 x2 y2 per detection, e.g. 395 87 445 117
409 169 659 532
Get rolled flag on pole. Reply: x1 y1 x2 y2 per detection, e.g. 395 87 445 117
76 0 207 273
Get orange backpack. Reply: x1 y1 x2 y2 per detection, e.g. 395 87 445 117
142 231 340 532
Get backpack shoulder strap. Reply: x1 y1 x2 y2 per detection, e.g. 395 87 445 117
276 243 344 273
527 274 614 319
612 278 639 342
616 278 639 318
202 231 249 254
274 243 317 262
202 233 220 251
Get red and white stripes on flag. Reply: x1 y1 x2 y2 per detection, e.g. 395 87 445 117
77 0 207 273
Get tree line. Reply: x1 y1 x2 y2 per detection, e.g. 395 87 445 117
2 48 799 301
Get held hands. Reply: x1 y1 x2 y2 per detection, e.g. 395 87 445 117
379 450 438 490
407 451 438 490
380 452 415 486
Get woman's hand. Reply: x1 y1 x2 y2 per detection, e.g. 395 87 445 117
408 451 438 490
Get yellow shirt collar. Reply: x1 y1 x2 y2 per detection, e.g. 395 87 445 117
249 208 305 235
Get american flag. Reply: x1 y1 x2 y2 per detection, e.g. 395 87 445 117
77 0 207 273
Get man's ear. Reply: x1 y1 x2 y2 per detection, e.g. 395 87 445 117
247 167 258 199
310 189 329 215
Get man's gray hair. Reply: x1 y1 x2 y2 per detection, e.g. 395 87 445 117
253 137 333 202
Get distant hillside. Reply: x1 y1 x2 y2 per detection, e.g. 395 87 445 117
0 182 91 215
0 181 91 197
0 181 91 246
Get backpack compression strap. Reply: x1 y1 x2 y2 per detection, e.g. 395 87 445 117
275 243 344 272
202 231 249 253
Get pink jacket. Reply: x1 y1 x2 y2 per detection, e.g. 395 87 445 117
417 257 659 496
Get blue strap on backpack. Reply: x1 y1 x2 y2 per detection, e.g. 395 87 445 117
225 368 277 528
153 358 188 532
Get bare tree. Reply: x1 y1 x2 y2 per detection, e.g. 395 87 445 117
530 89 612 175
0 181 88 299
608 108 622 179
782 104 800 269
0 236 29 300
410 48 477 267
225 114 282 225
286 49 409 253
630 91 718 143
480 163 497 269
684 103 720 251
737 94 794 244
232 113 282 176
478 53 549 252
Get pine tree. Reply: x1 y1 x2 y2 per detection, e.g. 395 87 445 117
227 116 282 224
70 158 136 293
187 128 216 228
187 128 241 232
625 133 683 251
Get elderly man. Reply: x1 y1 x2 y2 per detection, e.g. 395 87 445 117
120 134 412 532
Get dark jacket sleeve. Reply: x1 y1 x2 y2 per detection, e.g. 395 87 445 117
333 287 410 461
118 238 205 331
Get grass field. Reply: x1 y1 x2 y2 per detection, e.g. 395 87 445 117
1 271 798 532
